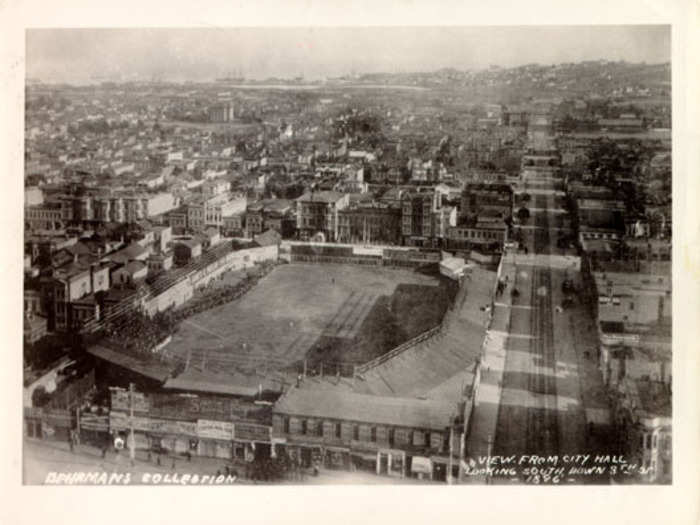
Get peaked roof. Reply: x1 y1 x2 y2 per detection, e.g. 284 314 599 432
253 229 282 247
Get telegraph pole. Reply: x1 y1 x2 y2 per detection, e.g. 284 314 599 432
486 433 494 485
448 425 454 485
129 382 135 467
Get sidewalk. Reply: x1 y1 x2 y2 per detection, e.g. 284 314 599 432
24 438 237 484
463 254 517 483
24 438 438 485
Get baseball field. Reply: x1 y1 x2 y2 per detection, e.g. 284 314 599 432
162 263 456 374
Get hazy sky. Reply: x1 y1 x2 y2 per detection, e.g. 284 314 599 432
26 26 670 83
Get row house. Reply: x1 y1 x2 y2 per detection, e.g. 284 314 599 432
222 213 245 237
336 203 402 245
272 387 460 481
41 258 111 331
401 191 440 247
205 194 247 229
610 378 671 483
447 219 508 253
25 202 65 232
460 183 513 221
593 271 672 400
594 272 671 328
296 191 350 242
52 191 178 225
147 252 174 274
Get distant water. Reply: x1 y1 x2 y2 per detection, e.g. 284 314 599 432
221 83 428 91
222 84 321 90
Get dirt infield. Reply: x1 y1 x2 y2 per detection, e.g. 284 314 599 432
162 263 454 372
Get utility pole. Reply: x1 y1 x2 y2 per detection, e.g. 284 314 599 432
129 382 135 467
486 433 494 485
448 425 454 485
75 406 81 446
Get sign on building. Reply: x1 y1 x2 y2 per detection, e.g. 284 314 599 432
234 422 271 442
110 388 150 413
196 419 235 440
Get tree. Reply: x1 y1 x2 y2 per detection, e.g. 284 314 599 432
517 207 530 223
32 386 52 407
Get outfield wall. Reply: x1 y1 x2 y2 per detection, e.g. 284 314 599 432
281 241 440 267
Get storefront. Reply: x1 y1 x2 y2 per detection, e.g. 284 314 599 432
109 411 198 455
286 444 323 469
26 408 73 442
25 418 42 439
149 419 197 455
431 456 458 483
409 455 433 480
233 422 272 461
126 432 150 450
377 449 406 478
196 419 234 460
78 414 110 447
350 451 378 473
198 439 232 459
323 446 351 470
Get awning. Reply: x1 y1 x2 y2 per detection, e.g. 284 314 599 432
324 446 350 453
411 456 433 474
351 451 378 462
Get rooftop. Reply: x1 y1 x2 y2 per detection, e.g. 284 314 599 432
593 271 671 295
577 198 626 211
88 345 172 383
274 386 457 430
628 378 672 419
163 368 283 397
297 191 346 204
253 229 282 247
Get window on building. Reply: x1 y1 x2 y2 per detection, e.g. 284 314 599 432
301 420 307 435
388 428 395 446
370 427 376 442
645 434 651 450
353 425 359 441
630 302 635 311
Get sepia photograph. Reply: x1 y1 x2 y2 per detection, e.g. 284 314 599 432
2 1 699 522
18 24 677 487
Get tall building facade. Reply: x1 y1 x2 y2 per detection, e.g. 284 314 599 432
209 102 235 123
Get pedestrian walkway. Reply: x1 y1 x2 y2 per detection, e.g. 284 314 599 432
24 438 436 485
463 254 517 483
24 438 242 483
